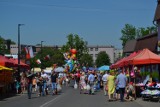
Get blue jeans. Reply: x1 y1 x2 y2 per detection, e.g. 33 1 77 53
52 82 57 91
42 83 47 96
97 81 101 90
27 84 32 99
89 81 94 94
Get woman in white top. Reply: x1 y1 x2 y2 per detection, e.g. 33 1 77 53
80 72 87 90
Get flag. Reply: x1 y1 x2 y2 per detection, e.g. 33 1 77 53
36 59 41 64
24 46 34 59
28 46 34 58
24 46 30 59
44 55 50 60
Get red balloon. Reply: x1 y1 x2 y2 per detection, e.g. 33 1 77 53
70 49 77 54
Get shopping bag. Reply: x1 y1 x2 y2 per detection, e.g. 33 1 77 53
74 82 78 89
86 84 91 91
57 84 62 92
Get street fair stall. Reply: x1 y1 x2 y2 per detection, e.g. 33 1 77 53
111 48 160 99
0 66 13 95
141 83 160 101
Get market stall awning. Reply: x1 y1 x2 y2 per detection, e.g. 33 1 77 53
9 58 29 68
0 55 14 67
128 48 160 65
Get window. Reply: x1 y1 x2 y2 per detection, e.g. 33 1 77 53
95 48 98 51
90 48 93 51
90 54 93 57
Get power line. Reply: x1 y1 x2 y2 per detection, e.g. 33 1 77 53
0 1 155 12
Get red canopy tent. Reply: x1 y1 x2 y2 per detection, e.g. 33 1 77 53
111 52 139 69
123 50 143 66
0 55 14 67
128 48 160 65
9 58 29 68
111 57 127 68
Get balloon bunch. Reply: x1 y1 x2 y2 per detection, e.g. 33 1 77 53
63 49 77 72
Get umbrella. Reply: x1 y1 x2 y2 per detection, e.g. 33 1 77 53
44 69 52 73
54 67 65 72
88 67 97 71
98 65 110 71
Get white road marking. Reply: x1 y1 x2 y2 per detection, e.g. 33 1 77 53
40 95 61 107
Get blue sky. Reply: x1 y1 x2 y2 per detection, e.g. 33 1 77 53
0 0 157 49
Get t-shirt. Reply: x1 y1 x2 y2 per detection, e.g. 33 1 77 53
51 74 58 82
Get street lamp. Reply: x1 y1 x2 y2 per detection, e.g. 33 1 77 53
41 41 44 72
18 24 24 80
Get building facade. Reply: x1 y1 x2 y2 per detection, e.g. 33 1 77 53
10 44 116 64
87 45 115 64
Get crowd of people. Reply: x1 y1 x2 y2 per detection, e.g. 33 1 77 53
76 69 135 102
13 68 135 102
14 70 65 99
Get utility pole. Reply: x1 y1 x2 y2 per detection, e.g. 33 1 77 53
18 24 24 81
41 41 44 72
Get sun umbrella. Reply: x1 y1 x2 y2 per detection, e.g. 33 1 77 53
98 65 110 71
88 67 97 71
54 67 65 72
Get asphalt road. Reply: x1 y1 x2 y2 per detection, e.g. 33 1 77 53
0 84 160 107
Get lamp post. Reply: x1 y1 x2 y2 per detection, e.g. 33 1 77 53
18 24 24 80
41 41 44 72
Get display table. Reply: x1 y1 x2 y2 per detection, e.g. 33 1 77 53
141 87 160 102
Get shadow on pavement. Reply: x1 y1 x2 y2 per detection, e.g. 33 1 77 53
0 93 21 101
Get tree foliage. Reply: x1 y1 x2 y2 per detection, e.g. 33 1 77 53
120 24 136 48
0 36 10 55
95 51 110 67
29 47 64 69
79 53 93 67
120 24 157 48
61 34 88 64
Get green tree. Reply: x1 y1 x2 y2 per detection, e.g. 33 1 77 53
95 51 110 67
79 53 93 67
136 26 157 38
120 24 157 48
29 47 64 69
0 36 10 55
120 24 136 48
61 34 88 63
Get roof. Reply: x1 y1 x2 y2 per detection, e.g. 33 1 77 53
128 48 160 65
135 33 158 52
123 39 137 53
154 0 160 21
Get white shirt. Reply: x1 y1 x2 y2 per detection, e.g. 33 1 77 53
102 73 109 82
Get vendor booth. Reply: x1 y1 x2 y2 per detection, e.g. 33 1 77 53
111 48 160 100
